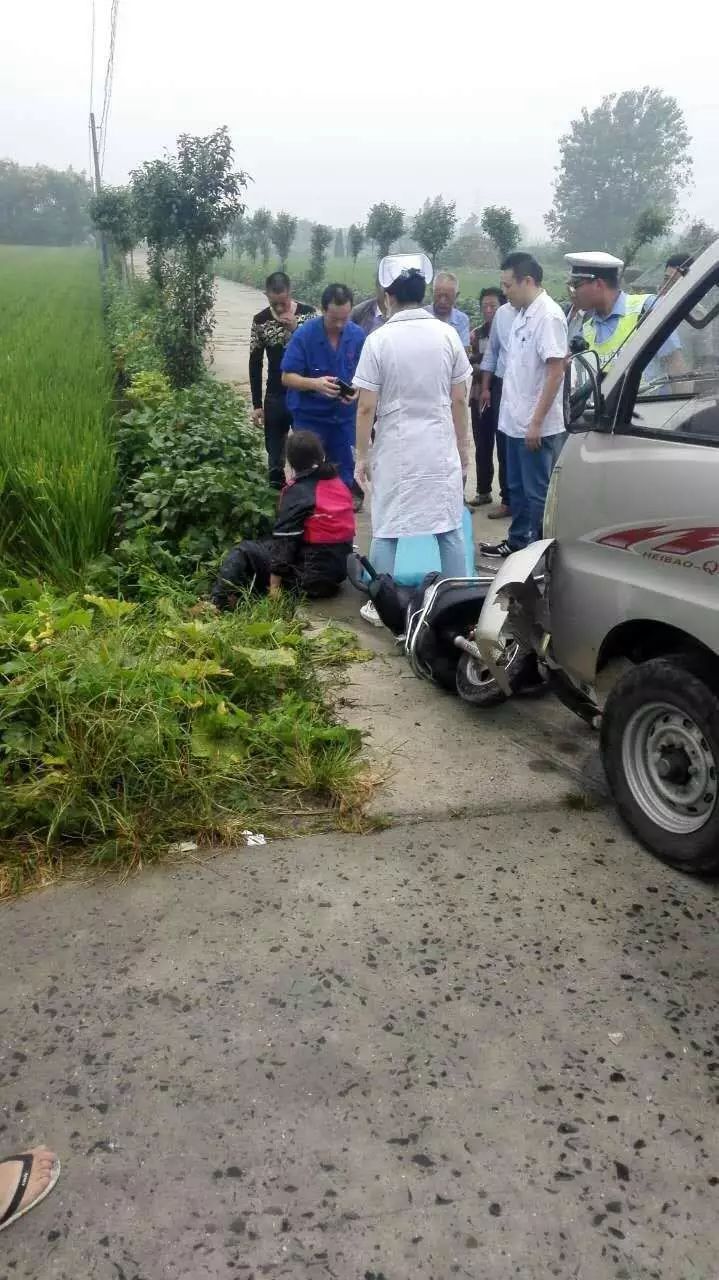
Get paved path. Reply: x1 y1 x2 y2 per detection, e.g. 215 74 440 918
209 275 265 391
3 273 718 1279
4 815 719 1279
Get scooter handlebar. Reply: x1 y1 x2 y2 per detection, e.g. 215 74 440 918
345 552 376 594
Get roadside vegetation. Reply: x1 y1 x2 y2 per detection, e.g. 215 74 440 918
0 581 369 899
0 129 372 898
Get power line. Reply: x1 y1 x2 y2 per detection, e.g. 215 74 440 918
98 0 120 175
98 0 119 131
88 0 96 116
88 0 96 186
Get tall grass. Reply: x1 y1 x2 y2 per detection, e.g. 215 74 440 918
0 246 116 585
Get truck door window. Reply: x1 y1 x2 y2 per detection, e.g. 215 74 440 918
618 279 719 443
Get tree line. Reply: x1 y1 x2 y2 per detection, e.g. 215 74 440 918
1 86 716 272
227 200 522 276
0 160 92 245
224 88 715 281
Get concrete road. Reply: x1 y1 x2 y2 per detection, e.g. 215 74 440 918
210 276 263 392
2 813 719 1279
4 272 716 1279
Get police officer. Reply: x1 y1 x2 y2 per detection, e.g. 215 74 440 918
564 251 683 378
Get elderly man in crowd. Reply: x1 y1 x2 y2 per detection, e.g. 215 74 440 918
351 279 387 337
426 270 471 348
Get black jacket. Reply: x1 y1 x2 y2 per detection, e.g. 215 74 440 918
270 466 355 597
211 467 354 608
249 304 315 407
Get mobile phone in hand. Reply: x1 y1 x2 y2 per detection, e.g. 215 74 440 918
337 378 355 397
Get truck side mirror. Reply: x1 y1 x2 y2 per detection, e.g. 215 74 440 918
564 350 602 430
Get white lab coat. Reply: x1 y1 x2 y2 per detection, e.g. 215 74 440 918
353 308 471 539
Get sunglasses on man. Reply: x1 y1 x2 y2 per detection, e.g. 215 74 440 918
567 275 598 290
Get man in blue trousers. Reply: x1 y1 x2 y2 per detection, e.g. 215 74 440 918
281 283 365 493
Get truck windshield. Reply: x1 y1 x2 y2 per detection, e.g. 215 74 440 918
635 284 719 402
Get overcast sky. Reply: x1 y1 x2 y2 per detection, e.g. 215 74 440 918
3 0 717 239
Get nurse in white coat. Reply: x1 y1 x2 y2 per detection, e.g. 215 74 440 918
353 253 472 591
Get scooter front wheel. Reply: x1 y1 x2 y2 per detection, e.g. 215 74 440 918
455 646 513 706
455 640 541 707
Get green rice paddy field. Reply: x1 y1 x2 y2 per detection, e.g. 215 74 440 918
0 246 115 584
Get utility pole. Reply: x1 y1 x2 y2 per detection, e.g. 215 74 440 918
89 111 109 272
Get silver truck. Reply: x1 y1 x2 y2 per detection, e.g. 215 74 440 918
476 242 719 873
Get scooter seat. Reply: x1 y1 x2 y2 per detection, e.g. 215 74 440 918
418 576 494 621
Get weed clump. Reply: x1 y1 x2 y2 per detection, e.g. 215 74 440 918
0 582 368 896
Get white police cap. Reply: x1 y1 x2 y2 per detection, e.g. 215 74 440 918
378 252 433 289
565 251 624 279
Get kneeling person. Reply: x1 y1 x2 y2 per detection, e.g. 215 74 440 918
212 431 354 608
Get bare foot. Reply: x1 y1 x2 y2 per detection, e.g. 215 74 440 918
0 1148 58 1225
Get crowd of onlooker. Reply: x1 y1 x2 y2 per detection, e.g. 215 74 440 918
224 244 698 619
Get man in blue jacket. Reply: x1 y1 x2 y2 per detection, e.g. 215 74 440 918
281 283 365 491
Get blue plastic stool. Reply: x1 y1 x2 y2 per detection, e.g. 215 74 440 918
369 506 476 586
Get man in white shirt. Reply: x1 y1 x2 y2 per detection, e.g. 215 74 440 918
480 252 567 558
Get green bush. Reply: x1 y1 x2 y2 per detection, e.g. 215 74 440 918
116 379 275 578
0 581 366 893
125 369 172 411
105 274 165 382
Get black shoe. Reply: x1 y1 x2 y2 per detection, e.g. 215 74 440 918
478 539 514 558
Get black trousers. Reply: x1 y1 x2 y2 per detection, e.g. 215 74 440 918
471 375 508 502
264 393 292 490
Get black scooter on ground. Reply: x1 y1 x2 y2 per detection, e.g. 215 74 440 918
346 553 543 707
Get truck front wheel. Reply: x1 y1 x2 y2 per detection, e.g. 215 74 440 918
601 657 719 874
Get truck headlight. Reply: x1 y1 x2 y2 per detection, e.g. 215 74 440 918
542 465 562 538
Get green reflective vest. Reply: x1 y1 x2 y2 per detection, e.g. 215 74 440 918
582 293 650 368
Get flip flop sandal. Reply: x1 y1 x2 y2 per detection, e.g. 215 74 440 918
0 1152 61 1233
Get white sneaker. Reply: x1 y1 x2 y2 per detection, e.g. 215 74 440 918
360 600 383 628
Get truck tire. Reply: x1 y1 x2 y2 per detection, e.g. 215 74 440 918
600 657 719 873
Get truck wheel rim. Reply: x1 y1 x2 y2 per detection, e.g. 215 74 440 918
622 702 717 834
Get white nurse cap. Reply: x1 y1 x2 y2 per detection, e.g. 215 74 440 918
378 252 433 289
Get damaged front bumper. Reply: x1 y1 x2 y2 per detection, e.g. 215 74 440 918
475 540 554 695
